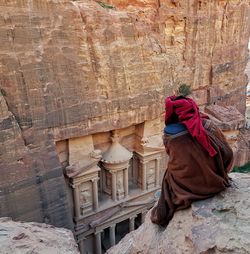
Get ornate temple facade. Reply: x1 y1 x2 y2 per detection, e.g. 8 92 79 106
56 119 166 253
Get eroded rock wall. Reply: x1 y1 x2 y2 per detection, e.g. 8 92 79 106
0 0 249 227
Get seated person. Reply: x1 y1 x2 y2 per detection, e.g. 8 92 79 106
151 95 234 226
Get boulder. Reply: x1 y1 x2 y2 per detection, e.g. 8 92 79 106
0 218 79 254
205 104 250 166
107 173 250 254
205 105 245 131
233 129 250 167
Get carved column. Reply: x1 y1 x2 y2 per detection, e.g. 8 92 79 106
156 158 160 186
95 231 102 254
111 171 117 201
132 157 137 182
142 163 147 191
99 169 103 193
92 178 99 211
129 216 136 232
141 211 147 223
73 185 80 219
124 168 129 197
109 224 116 246
78 239 84 253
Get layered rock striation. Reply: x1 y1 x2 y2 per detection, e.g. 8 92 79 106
107 173 250 254
0 0 249 228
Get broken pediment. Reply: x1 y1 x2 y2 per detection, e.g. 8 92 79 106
65 150 102 178
135 119 165 154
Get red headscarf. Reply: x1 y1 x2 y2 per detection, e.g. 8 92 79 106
165 96 217 157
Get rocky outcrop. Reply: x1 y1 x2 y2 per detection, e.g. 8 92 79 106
107 173 250 254
203 104 250 167
0 0 249 228
204 104 250 166
233 129 250 166
0 217 79 254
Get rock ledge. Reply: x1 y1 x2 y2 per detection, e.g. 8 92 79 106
0 218 79 254
107 173 250 254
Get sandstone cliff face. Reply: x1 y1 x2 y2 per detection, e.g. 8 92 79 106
0 0 249 227
107 173 250 254
0 217 79 254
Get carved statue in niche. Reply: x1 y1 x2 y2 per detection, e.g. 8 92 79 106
117 171 125 200
79 182 92 214
136 162 143 187
80 189 91 204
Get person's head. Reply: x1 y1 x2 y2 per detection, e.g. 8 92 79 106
165 96 189 124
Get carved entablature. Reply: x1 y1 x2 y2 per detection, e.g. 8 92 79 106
101 131 132 201
66 150 102 220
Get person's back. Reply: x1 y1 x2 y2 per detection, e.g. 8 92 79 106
151 96 233 226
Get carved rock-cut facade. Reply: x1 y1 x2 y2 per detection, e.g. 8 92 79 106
60 120 165 253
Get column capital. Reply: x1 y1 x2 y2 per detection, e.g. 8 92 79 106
71 182 80 189
94 231 102 254
129 214 137 220
77 236 86 242
91 177 99 183
94 229 103 235
92 177 99 211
